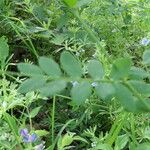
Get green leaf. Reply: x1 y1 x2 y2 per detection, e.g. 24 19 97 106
71 82 92 105
4 113 19 139
32 4 47 21
115 134 128 150
114 83 137 112
73 136 88 143
129 80 150 97
18 63 43 76
39 57 61 78
134 98 150 112
60 51 82 78
51 34 66 45
95 83 115 101
94 143 113 150
63 0 77 7
18 77 46 93
77 0 95 7
30 106 41 118
143 50 150 65
35 130 49 137
135 143 150 150
110 58 132 80
57 14 69 29
61 133 74 148
0 36 9 63
87 60 105 80
129 67 149 80
39 80 66 97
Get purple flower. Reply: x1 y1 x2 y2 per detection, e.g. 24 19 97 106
23 133 37 143
20 129 37 143
20 129 28 137
140 38 150 46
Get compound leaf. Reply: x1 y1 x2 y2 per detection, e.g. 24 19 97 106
18 63 43 76
60 51 82 78
71 82 92 105
39 57 61 78
87 60 105 80
110 58 132 80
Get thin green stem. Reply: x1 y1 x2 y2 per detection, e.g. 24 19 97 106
7 17 39 59
51 96 56 144
27 107 33 130
72 10 105 54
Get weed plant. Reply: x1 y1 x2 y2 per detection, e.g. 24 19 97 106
0 0 150 150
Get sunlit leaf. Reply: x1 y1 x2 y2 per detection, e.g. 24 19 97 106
63 0 77 7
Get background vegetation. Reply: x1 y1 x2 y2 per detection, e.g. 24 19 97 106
0 0 150 149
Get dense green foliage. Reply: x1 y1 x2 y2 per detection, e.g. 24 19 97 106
0 0 150 150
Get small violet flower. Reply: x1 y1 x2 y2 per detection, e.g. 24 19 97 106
140 38 150 46
20 128 28 137
20 129 37 143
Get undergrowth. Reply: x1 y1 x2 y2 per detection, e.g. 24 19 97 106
0 0 150 150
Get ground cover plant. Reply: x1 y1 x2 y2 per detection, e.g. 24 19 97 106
0 0 150 149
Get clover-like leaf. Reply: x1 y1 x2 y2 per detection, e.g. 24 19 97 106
18 77 46 93
60 51 82 78
110 58 132 80
39 57 61 78
95 83 115 101
18 63 43 76
71 82 92 105
87 60 105 80
39 80 66 97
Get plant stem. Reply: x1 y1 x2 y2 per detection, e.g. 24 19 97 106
51 96 56 144
72 10 105 54
27 107 33 130
7 17 39 59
